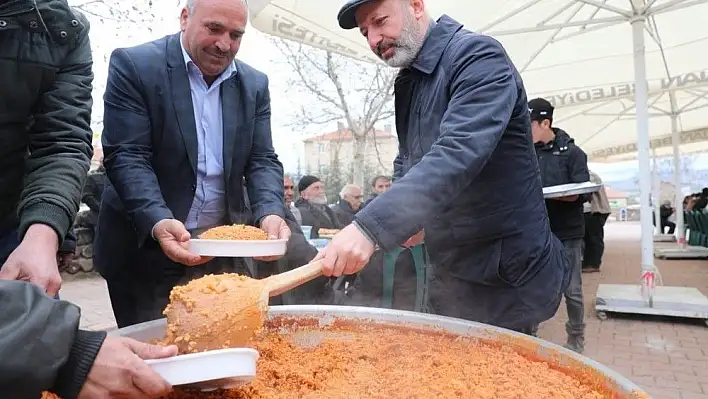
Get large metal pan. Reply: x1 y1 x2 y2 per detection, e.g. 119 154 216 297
113 305 649 398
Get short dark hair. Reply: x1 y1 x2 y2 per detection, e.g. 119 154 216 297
371 175 390 187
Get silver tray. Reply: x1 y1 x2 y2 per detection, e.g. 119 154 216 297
543 182 603 199
113 305 648 398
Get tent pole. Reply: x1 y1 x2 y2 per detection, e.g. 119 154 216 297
669 92 685 248
652 148 662 235
630 13 656 304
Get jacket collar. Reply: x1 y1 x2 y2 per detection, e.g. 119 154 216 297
166 33 184 68
337 200 356 214
410 15 463 75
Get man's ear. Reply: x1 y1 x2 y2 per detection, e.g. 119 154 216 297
542 119 552 129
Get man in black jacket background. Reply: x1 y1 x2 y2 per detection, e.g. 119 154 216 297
0 1 177 396
530 97 590 353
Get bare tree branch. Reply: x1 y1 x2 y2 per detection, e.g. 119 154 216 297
271 37 397 187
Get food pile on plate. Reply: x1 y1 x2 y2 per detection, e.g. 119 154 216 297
317 228 340 239
199 224 268 240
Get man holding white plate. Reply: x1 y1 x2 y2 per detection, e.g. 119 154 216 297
94 0 289 328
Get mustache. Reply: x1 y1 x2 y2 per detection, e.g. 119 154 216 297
205 47 230 58
375 40 399 57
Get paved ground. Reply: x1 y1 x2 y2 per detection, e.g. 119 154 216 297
60 221 708 398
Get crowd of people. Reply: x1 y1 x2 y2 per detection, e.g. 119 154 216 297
0 0 623 397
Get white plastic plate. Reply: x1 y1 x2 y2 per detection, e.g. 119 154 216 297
542 181 602 199
145 348 259 391
188 238 287 257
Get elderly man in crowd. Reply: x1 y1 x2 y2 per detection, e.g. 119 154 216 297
95 0 289 328
334 184 363 226
295 175 344 238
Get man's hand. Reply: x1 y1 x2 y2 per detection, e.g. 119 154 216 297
153 219 211 266
78 337 178 399
0 224 62 296
313 224 375 277
402 230 425 248
256 215 291 262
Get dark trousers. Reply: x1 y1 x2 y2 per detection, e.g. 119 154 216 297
661 219 676 234
106 256 250 328
561 239 584 342
0 228 20 265
582 212 609 269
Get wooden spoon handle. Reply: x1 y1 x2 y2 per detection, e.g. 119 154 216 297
263 260 324 298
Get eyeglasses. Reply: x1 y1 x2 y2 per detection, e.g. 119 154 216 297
284 185 294 189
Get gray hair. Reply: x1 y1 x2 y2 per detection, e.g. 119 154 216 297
339 184 361 198
185 0 248 15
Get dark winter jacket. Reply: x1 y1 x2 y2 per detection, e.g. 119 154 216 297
535 128 590 241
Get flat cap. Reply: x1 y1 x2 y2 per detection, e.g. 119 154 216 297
337 0 377 29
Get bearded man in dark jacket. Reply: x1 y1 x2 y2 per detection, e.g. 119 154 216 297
316 0 570 337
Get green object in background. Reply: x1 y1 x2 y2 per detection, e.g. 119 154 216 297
382 244 432 313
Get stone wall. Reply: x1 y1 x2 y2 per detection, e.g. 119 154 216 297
60 210 96 275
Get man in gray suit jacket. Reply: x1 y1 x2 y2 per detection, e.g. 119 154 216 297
94 0 290 328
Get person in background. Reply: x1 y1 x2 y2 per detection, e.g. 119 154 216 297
296 175 344 238
658 200 676 234
318 0 570 337
529 97 589 353
691 188 708 212
334 184 363 226
0 0 95 298
95 0 289 328
76 160 107 237
0 2 178 396
284 175 302 225
582 171 611 273
362 175 391 208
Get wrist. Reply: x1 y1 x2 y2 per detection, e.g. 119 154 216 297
151 218 170 240
24 224 60 251
352 221 376 247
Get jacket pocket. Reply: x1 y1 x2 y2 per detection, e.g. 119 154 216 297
439 210 525 287
449 209 521 242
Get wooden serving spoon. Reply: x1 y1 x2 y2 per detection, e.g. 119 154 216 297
163 261 325 354
259 260 325 298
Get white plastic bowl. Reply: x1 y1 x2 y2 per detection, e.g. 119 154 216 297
145 348 259 391
188 239 287 257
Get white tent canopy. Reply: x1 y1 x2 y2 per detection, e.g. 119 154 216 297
248 0 708 157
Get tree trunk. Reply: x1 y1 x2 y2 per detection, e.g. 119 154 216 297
352 133 367 187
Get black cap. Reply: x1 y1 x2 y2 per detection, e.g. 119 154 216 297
528 97 554 122
298 175 321 193
337 0 377 29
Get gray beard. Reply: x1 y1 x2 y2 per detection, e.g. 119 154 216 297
309 195 328 205
382 13 425 68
